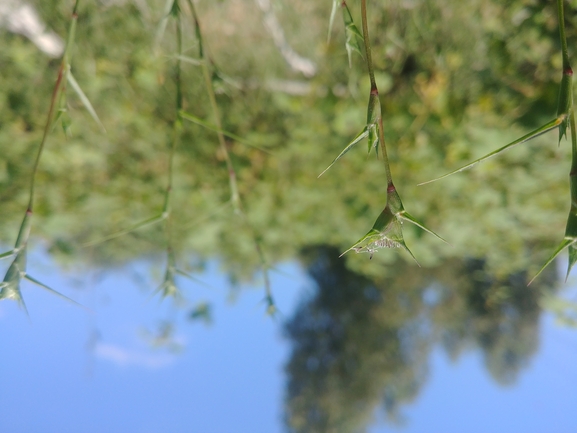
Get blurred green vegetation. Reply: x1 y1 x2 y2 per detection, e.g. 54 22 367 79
0 0 575 279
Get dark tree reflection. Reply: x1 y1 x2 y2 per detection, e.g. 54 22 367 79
283 246 557 433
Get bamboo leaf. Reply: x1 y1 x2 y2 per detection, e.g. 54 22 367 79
67 71 106 133
318 127 369 177
419 117 564 186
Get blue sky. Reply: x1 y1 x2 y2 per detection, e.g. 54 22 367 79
1 252 577 433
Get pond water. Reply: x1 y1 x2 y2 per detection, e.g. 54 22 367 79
1 251 576 433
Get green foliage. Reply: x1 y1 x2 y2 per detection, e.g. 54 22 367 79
0 0 575 288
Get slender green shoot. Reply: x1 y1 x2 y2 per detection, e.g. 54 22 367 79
526 0 576 284
0 1 88 311
186 0 276 312
83 0 206 301
332 0 445 260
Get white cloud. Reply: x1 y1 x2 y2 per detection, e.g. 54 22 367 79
94 342 177 369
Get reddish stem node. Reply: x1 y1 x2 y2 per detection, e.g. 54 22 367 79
564 67 573 76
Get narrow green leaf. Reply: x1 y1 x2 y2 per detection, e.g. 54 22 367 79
25 274 85 308
179 111 272 154
0 250 15 260
67 71 106 133
419 117 564 185
82 213 166 247
318 127 369 177
327 0 339 44
398 210 450 244
528 237 574 285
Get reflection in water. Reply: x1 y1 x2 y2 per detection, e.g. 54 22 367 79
284 246 557 432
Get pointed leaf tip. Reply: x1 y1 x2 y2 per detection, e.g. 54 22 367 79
319 127 369 177
528 238 574 286
25 274 86 310
399 211 450 245
67 72 106 133
419 117 563 185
